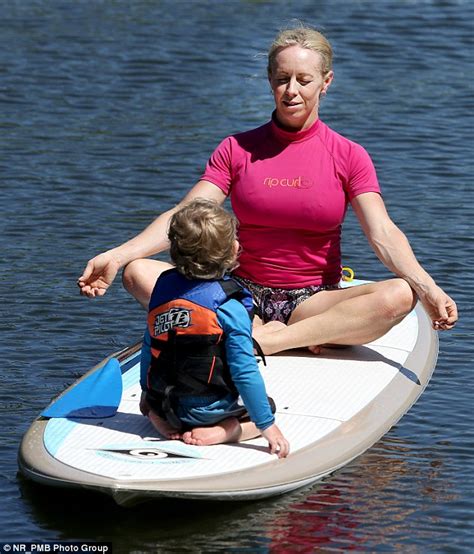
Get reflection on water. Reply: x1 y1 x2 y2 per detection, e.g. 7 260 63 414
17 435 459 552
251 438 459 552
2 0 473 551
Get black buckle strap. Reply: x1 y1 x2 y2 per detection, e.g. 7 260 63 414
161 385 183 431
219 277 243 298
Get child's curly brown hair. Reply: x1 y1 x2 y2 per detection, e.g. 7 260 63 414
168 198 239 280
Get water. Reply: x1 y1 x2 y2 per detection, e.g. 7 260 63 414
1 0 473 551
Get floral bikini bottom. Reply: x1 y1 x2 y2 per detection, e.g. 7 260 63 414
232 275 340 325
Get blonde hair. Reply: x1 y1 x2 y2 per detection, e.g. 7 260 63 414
168 198 238 280
268 25 333 77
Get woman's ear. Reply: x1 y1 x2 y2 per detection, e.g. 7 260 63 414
323 70 334 94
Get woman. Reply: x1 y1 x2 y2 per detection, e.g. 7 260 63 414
78 26 457 354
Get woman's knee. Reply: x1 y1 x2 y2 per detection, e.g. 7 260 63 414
122 259 171 307
122 259 148 294
378 278 416 321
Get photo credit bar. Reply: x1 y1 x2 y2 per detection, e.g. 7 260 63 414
0 543 112 553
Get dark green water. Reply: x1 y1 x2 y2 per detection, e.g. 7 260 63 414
1 1 473 552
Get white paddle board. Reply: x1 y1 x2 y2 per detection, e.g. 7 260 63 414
18 280 438 506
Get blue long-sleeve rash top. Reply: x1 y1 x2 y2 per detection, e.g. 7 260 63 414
140 298 275 431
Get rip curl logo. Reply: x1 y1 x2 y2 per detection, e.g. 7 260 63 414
264 176 314 189
154 307 191 335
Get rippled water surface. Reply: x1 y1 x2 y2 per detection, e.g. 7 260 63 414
1 1 473 552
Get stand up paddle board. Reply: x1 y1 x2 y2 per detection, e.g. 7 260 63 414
18 280 438 506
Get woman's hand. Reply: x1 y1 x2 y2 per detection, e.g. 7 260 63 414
417 284 458 331
261 423 290 458
77 251 122 298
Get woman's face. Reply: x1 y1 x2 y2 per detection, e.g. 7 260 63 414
269 45 333 131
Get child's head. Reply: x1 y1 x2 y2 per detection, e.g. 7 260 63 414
168 198 239 279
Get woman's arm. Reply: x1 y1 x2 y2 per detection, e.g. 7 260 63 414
78 180 226 297
351 192 458 330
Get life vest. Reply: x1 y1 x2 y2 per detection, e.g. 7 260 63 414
145 268 255 429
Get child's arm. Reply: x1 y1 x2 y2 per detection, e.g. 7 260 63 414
217 299 290 457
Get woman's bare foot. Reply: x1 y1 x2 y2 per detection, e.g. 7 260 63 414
261 320 287 332
254 320 322 355
148 410 182 440
308 345 321 355
253 320 287 355
308 344 350 354
182 417 242 446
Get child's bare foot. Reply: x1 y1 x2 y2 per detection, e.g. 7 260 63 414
182 417 242 446
240 421 260 441
148 410 182 440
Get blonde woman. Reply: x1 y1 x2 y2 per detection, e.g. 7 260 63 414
79 25 457 357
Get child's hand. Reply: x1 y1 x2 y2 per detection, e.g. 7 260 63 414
139 391 150 416
261 423 290 458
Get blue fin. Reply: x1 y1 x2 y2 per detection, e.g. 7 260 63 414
42 358 123 419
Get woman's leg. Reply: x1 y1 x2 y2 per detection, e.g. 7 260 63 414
122 259 173 308
254 278 417 355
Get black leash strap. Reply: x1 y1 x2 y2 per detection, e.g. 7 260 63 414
253 338 267 366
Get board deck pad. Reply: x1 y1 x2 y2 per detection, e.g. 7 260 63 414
19 280 437 504
42 311 418 481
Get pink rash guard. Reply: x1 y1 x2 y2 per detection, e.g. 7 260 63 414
201 114 381 288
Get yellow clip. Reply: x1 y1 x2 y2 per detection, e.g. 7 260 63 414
342 266 355 282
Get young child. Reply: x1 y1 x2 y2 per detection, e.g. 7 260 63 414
139 198 289 458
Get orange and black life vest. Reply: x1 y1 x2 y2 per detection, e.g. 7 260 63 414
145 269 255 428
